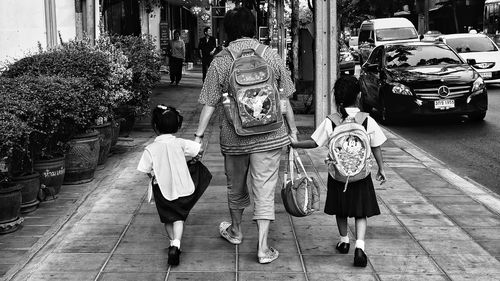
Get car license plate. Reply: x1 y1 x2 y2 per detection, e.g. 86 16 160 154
482 72 492 79
434 99 455 109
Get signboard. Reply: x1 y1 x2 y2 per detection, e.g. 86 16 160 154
159 22 169 54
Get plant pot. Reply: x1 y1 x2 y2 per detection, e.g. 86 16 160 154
115 106 136 137
0 183 24 234
11 172 40 213
110 119 122 147
33 156 65 200
63 131 100 185
91 122 112 165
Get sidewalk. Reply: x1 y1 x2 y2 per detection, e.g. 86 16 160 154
1 67 500 281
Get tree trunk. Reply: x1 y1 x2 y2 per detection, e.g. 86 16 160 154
291 0 300 83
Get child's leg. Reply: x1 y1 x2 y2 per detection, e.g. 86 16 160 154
336 215 348 236
164 223 173 240
354 217 367 250
171 220 184 248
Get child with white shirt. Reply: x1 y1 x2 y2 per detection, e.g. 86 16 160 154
291 76 387 267
137 105 210 266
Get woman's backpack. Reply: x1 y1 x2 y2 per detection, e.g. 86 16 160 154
219 44 283 136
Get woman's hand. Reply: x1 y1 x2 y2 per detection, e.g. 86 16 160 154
376 169 386 185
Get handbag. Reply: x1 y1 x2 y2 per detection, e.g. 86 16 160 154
281 148 320 217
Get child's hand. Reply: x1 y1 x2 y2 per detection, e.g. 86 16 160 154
289 133 298 147
376 169 386 185
190 149 204 163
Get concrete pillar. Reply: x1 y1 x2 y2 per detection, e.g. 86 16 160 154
314 0 337 127
86 0 95 43
44 0 58 48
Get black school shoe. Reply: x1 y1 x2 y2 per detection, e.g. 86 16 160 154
353 248 367 267
168 246 181 266
336 242 350 254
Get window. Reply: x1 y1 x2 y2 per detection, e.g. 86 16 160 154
447 36 498 53
358 29 371 44
385 45 462 69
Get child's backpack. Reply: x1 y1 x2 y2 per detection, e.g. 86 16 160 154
220 44 283 136
326 111 372 192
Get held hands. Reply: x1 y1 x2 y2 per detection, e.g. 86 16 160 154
288 131 299 148
190 149 204 163
376 169 387 185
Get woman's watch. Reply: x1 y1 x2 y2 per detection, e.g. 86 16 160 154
194 133 204 138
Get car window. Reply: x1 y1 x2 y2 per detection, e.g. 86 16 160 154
359 29 372 43
375 27 418 41
385 45 463 69
368 46 383 65
446 37 498 53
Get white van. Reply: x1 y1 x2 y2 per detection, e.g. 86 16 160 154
358 18 419 64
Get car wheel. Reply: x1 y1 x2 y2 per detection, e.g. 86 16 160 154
468 112 486 122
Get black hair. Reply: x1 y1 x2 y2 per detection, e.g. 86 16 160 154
334 75 360 118
203 26 211 34
173 30 180 36
151 105 183 134
223 7 256 43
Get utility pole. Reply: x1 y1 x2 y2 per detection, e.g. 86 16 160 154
417 0 429 34
314 0 337 126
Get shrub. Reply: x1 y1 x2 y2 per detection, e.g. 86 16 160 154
0 76 103 159
2 39 133 119
108 34 162 116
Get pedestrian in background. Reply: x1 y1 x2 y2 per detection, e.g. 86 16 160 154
137 105 211 266
291 75 387 267
198 26 217 82
168 30 185 85
193 7 299 264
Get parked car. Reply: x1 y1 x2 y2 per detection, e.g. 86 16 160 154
358 17 419 65
340 45 355 75
349 36 360 62
359 42 488 123
437 33 500 83
422 30 442 42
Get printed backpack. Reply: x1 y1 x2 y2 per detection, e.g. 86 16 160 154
219 44 283 136
326 111 372 191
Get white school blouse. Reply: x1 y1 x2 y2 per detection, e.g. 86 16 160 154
137 134 201 201
311 108 387 148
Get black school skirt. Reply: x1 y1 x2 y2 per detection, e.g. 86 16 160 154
324 174 380 218
152 161 212 223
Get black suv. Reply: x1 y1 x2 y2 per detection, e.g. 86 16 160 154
359 42 488 123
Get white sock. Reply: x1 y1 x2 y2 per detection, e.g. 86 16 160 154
355 240 365 251
340 235 349 244
170 239 181 249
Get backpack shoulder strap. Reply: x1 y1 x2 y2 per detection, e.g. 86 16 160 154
215 47 239 60
254 44 268 58
354 112 370 130
326 113 342 127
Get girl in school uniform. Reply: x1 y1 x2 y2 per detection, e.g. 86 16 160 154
291 76 387 267
137 105 211 266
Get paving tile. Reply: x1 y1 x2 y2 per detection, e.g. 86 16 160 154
22 216 61 226
291 213 337 226
475 240 500 256
433 253 500 275
370 255 441 274
358 214 401 227
36 253 108 272
98 272 166 281
427 195 478 205
180 237 236 252
79 213 133 225
238 253 302 272
121 224 168 241
168 272 235 281
298 238 337 255
405 226 471 240
294 225 338 241
363 239 425 256
67 223 126 237
397 214 455 227
378 274 447 281
0 264 12 277
381 196 429 204
464 227 500 240
0 237 39 250
420 239 490 256
169 252 235 272
355 225 412 240
89 203 138 214
26 271 98 281
190 202 231 214
183 224 220 237
104 254 167 272
0 250 28 263
438 203 496 216
114 240 169 255
446 273 500 281
239 272 305 281
388 202 443 215
55 236 119 253
308 273 377 281
303 255 373 273
450 214 500 227
238 237 297 253
12 225 51 236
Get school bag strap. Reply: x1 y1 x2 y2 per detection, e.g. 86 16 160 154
215 44 268 60
327 112 369 130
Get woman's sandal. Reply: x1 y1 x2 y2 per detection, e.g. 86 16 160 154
258 247 279 264
219 221 242 245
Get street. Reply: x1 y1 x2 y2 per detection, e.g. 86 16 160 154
386 85 500 195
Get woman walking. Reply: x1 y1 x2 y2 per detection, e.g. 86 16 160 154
168 30 185 85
